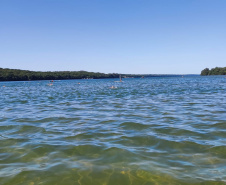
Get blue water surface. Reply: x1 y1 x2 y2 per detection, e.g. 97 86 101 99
0 76 226 185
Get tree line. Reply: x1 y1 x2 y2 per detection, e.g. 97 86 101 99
0 68 119 81
201 67 226 76
0 67 194 81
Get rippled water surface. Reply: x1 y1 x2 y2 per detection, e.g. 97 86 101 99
0 76 226 185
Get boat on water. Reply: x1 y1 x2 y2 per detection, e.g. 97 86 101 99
115 75 123 82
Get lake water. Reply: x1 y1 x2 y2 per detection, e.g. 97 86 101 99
0 76 226 185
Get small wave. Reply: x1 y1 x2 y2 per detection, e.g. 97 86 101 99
120 122 150 130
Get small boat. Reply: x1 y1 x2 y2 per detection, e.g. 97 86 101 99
120 75 122 82
115 75 123 82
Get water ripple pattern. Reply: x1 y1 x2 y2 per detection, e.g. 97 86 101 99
0 76 226 185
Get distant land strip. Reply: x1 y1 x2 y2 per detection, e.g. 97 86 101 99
201 67 226 75
0 67 196 81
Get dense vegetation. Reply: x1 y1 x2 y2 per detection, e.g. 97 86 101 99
201 67 226 76
0 68 119 81
0 67 190 81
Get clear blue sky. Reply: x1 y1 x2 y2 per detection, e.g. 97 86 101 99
1 0 226 74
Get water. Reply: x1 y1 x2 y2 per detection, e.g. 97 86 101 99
0 76 226 185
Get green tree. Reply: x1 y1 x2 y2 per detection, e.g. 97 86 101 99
201 68 210 75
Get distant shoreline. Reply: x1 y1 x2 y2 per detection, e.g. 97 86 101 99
0 67 199 82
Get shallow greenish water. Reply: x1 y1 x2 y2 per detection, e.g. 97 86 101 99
0 76 226 185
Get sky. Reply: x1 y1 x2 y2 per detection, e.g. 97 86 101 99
0 0 226 74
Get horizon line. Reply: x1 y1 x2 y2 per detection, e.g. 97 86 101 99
0 67 199 75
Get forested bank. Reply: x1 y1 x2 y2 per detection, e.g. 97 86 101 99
0 68 119 81
0 67 193 81
201 67 226 75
